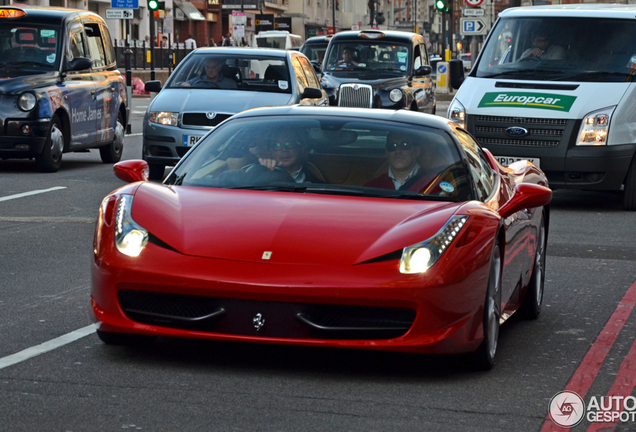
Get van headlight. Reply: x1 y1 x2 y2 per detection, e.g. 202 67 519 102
18 92 37 111
399 215 468 274
576 106 615 146
447 98 466 129
149 112 179 126
115 195 148 257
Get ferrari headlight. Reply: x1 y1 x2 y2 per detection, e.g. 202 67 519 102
389 89 403 103
576 106 615 146
115 195 148 257
17 92 37 111
399 215 468 274
149 112 179 126
447 98 466 129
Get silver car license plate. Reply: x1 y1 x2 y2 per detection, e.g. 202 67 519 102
183 135 203 147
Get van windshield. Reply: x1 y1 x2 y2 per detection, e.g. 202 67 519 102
476 17 636 82
256 36 287 49
0 24 59 73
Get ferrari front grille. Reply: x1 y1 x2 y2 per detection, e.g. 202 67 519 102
118 290 415 340
181 113 232 127
338 84 373 108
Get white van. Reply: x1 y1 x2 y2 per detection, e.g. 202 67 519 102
254 31 303 50
448 4 636 210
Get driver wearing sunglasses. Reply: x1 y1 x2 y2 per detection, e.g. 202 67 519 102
365 131 436 191
258 131 322 183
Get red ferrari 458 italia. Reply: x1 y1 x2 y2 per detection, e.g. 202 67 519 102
91 106 552 369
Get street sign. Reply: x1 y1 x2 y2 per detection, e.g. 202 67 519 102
111 0 138 9
106 8 134 18
462 7 484 16
460 18 487 35
465 0 483 6
351 25 359 31
231 12 246 25
233 25 245 38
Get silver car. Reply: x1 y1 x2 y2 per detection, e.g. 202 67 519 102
143 48 328 180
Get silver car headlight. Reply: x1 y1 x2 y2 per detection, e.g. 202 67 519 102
447 98 466 129
115 195 148 257
17 92 37 111
576 106 615 146
149 111 179 126
389 89 403 103
399 215 468 274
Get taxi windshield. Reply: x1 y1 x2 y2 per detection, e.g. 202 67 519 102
324 41 410 74
0 24 59 71
165 116 471 201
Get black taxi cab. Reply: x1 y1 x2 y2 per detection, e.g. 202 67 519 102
320 30 436 114
0 6 127 172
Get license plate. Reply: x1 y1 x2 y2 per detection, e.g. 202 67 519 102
495 156 540 169
183 135 203 147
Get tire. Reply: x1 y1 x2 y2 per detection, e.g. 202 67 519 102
623 156 636 211
472 241 502 371
96 329 155 346
520 212 547 319
99 112 125 163
148 163 166 181
35 115 64 173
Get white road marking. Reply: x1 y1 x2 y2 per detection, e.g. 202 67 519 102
126 133 143 137
0 216 95 223
0 186 67 203
0 324 97 370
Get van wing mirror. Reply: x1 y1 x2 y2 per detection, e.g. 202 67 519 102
145 80 163 93
65 57 92 72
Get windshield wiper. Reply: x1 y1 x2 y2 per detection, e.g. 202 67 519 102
553 71 633 82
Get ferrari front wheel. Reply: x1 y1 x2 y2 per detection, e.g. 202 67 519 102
96 329 156 346
521 213 547 319
472 241 502 370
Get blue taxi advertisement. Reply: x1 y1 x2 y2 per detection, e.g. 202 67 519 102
0 6 128 172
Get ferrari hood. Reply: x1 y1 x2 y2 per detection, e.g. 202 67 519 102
131 184 461 265
148 88 294 114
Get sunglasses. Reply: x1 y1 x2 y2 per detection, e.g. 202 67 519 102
386 142 414 152
270 141 301 151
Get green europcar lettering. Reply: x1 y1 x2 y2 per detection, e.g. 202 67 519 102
478 92 577 111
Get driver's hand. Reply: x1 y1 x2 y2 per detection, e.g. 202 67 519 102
529 48 544 58
259 158 278 171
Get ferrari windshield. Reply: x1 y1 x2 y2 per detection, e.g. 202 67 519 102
168 54 292 93
166 115 470 201
0 23 60 72
476 17 636 82
324 41 410 74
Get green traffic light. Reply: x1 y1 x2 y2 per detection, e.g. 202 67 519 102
148 0 159 10
434 0 445 10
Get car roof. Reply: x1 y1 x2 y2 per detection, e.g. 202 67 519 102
190 47 290 57
0 5 97 25
330 30 422 44
500 4 636 18
302 35 332 44
232 106 453 132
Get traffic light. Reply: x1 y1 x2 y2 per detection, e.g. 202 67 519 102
148 0 165 11
434 0 446 11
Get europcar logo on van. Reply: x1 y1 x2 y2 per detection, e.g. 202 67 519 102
478 92 576 112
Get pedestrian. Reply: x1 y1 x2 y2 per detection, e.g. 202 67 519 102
209 37 217 47
185 34 197 50
222 33 234 47
144 35 150 47
161 35 169 48
154 36 159 47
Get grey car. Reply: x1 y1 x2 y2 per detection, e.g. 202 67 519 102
143 47 328 180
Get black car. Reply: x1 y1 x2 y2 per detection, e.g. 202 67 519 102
320 30 436 114
0 6 128 172
299 35 332 74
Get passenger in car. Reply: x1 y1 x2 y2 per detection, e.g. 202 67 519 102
364 131 436 191
519 28 566 61
337 47 359 67
181 57 238 89
257 130 323 183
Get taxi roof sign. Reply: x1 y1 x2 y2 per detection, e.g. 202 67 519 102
0 9 27 18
